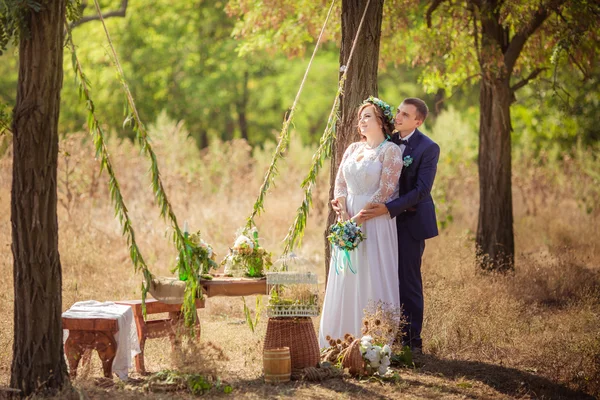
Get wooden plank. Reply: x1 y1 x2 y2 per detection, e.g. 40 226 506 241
201 277 267 297
62 317 119 332
116 298 205 314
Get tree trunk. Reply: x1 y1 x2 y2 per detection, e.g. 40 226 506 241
325 0 384 280
10 1 69 396
476 77 515 271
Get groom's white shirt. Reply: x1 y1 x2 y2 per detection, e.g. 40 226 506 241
399 129 416 154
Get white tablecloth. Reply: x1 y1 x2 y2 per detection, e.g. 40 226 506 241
63 300 141 380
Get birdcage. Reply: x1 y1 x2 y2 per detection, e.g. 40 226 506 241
266 253 320 318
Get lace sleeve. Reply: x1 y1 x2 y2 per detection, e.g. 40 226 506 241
334 142 359 199
368 143 403 204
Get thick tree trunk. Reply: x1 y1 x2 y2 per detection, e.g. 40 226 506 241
10 1 69 396
325 0 384 280
476 77 515 271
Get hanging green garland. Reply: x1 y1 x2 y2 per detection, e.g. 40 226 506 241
65 26 154 314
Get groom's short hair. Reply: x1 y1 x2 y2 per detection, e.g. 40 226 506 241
402 98 429 122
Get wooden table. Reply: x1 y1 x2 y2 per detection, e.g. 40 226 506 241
115 298 205 374
116 277 267 374
201 276 267 297
62 317 119 378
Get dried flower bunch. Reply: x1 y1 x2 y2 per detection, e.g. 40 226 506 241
321 333 357 364
362 300 406 351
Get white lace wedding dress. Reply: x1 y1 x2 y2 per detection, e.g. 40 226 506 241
318 140 402 347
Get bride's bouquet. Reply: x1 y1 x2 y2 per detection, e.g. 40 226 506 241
327 220 365 251
328 220 365 274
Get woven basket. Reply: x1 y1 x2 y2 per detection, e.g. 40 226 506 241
342 339 364 376
263 317 319 370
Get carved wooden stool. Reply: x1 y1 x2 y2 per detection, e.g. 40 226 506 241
62 317 119 378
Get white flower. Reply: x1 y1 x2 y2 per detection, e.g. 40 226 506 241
361 335 373 343
364 347 380 365
382 344 392 357
233 235 254 250
378 364 389 376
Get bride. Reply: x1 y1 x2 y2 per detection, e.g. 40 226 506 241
319 97 402 347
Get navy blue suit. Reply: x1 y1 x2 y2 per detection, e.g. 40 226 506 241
386 129 440 349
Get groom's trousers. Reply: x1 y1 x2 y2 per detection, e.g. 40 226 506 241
397 226 425 349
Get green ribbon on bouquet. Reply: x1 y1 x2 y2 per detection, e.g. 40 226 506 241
332 246 356 275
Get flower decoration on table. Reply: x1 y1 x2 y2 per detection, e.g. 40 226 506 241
363 96 395 126
172 222 219 283
403 155 413 168
222 227 272 278
327 220 365 274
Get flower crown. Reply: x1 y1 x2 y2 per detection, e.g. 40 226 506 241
362 96 395 126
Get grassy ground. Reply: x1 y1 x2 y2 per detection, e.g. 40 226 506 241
0 117 598 398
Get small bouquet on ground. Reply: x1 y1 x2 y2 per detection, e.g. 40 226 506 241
173 226 218 282
327 220 365 274
359 336 392 376
222 227 272 278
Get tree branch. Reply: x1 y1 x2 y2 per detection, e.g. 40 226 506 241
70 0 128 29
510 68 546 92
426 0 445 28
504 0 566 74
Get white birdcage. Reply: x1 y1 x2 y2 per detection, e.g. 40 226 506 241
266 253 320 318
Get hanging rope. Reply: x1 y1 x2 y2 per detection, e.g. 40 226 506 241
92 0 210 326
246 0 337 230
281 0 373 254
64 24 154 314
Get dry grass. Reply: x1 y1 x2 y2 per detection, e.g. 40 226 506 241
0 115 598 398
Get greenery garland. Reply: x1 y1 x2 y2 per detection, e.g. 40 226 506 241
89 0 217 327
282 0 372 255
281 77 344 254
65 26 154 314
245 0 337 231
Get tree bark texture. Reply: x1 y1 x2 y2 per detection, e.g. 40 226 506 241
475 0 515 271
325 0 384 280
10 0 69 395
476 78 515 271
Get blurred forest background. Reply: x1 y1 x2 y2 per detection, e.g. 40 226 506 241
0 0 599 398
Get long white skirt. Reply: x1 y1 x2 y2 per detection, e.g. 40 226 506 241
318 194 400 347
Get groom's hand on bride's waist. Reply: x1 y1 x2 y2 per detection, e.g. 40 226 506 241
359 203 389 220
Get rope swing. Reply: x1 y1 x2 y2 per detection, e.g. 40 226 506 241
69 0 373 326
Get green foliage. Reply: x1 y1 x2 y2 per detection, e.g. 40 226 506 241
172 230 218 282
242 295 263 333
0 100 11 157
89 0 217 327
282 75 344 254
65 26 154 314
0 0 38 54
0 0 82 54
147 369 232 395
245 0 336 229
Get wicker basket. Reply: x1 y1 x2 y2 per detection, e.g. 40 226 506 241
263 318 319 370
342 339 365 376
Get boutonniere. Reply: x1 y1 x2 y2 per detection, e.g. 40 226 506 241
403 155 413 167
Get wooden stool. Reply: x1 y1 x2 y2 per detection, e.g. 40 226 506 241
62 317 119 378
115 298 205 374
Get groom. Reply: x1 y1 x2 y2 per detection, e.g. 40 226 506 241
359 97 440 352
